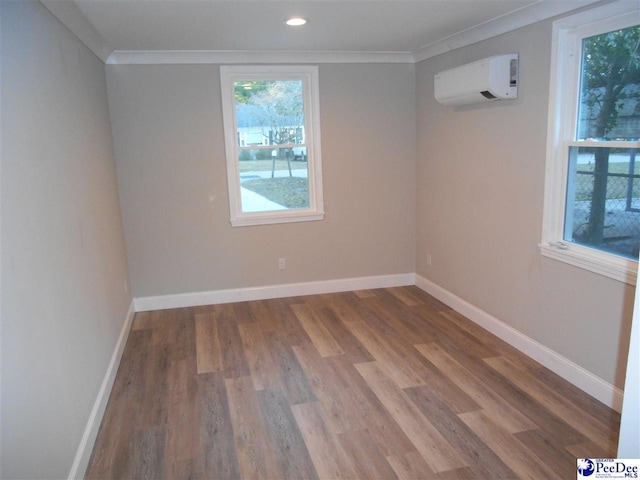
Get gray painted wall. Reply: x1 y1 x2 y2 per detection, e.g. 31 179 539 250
1 1 131 478
106 63 417 298
415 18 634 389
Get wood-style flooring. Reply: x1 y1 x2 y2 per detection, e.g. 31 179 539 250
86 286 621 479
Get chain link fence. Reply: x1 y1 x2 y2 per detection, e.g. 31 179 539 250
570 161 640 259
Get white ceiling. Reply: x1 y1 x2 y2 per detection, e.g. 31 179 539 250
40 0 600 64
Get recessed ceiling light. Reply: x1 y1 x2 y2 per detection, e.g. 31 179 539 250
285 17 307 26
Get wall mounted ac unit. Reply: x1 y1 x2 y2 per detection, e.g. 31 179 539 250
434 54 518 106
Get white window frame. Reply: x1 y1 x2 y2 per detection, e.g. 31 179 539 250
541 2 640 285
220 65 324 227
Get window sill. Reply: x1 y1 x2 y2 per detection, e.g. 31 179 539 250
539 242 637 285
231 211 325 227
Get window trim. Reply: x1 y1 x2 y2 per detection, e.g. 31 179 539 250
220 65 324 227
541 2 640 285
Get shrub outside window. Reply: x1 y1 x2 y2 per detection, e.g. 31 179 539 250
220 66 324 227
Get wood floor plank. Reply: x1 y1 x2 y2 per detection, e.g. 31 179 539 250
129 425 167 480
89 329 169 478
85 396 138 479
360 291 438 344
357 299 402 336
532 364 621 429
386 451 437 480
267 298 313 345
346 319 426 388
430 340 591 449
404 368 480 415
249 299 281 332
403 286 451 311
228 301 256 325
165 458 197 480
290 303 345 357
225 376 283 480
291 402 358 480
436 467 481 479
131 311 153 331
414 305 500 360
436 309 524 359
257 387 319 480
415 343 537 433
565 440 615 460
194 372 241 479
484 355 619 454
326 354 418 457
107 328 152 403
293 342 417 457
354 289 377 299
215 303 251 379
514 429 577 480
324 291 369 324
263 330 317 405
138 341 172 429
312 304 375 363
404 386 518 479
459 410 563 480
194 313 223 374
151 308 195 355
337 429 399 480
149 310 171 346
237 322 282 390
264 332 316 405
293 342 369 435
386 286 424 306
131 310 166 334
363 294 436 345
355 361 468 473
165 359 199 462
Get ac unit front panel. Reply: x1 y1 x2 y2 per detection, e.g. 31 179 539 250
434 54 518 106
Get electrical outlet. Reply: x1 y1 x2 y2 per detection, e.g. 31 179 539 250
278 258 286 270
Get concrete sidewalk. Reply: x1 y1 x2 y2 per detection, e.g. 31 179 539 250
239 169 307 212
241 187 286 212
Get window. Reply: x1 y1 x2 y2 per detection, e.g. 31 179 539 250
220 66 324 227
541 2 640 284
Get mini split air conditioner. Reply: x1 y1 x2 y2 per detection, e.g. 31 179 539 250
434 54 518 106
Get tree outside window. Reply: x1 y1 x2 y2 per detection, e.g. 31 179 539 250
565 24 640 259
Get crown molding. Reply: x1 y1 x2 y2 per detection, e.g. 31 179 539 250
106 50 414 65
412 0 601 63
39 0 113 63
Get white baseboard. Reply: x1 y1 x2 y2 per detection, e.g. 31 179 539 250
415 274 624 412
68 300 136 480
133 273 416 312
